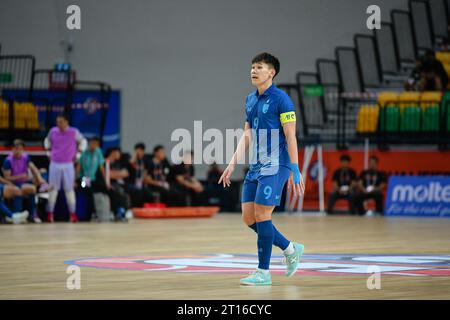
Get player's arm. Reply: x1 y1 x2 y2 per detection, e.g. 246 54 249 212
0 175 14 185
76 161 81 178
2 160 27 182
145 173 160 187
28 162 46 185
282 120 305 196
218 122 252 187
175 175 196 189
109 167 129 180
43 133 52 159
75 130 87 161
2 168 28 182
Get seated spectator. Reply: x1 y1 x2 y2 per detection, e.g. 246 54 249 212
405 57 423 91
419 50 449 91
126 142 154 207
0 177 29 224
170 150 205 206
327 154 358 215
2 139 48 223
204 162 232 211
354 156 386 216
76 136 107 220
145 145 183 206
105 147 129 221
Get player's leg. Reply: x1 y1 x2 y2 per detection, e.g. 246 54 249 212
327 190 340 214
240 202 274 286
1 185 29 223
371 190 384 215
240 170 273 285
254 202 276 271
47 162 61 222
245 201 292 251
242 202 256 226
241 170 258 229
21 183 40 223
257 167 304 278
62 163 77 222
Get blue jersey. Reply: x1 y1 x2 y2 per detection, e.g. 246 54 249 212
245 84 297 175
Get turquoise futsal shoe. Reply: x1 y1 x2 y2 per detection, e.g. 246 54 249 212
240 270 272 286
284 243 304 277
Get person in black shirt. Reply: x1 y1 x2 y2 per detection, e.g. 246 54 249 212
327 154 358 215
145 145 183 206
170 150 205 206
126 142 154 207
354 156 386 216
105 147 130 221
204 162 232 211
419 50 449 91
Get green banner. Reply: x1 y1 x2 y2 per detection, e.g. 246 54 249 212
304 84 324 97
0 73 12 83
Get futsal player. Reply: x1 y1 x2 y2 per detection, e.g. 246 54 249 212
44 114 87 222
218 53 305 286
2 139 49 223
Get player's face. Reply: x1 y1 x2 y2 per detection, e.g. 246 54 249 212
369 159 378 170
111 150 121 161
135 148 145 159
155 149 165 161
13 145 23 157
56 117 68 131
341 160 350 168
89 140 99 151
251 62 275 86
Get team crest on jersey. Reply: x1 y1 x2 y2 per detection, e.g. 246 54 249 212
65 254 450 277
262 103 270 113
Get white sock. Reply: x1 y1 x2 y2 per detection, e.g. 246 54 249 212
47 189 58 212
283 242 295 255
257 268 270 274
65 190 76 213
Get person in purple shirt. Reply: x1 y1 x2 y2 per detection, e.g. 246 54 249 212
44 113 87 223
2 139 49 223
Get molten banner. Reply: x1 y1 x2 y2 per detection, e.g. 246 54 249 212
385 176 450 217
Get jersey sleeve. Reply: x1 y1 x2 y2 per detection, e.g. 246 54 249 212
278 94 296 125
2 158 11 171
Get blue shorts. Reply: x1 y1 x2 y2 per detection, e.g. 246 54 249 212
241 166 291 206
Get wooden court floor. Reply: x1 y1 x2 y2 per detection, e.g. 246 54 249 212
1 213 450 300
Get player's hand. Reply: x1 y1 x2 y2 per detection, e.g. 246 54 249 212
218 164 234 188
288 164 305 196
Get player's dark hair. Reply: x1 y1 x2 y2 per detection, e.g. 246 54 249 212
340 154 351 162
13 139 25 148
89 136 101 143
252 52 280 78
56 113 69 122
153 145 164 153
105 147 120 158
134 142 146 151
370 155 379 163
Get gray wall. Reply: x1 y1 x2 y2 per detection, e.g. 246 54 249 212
1 0 407 177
